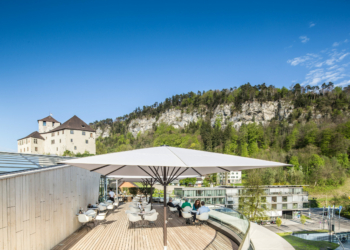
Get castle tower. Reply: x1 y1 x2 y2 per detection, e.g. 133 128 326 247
38 115 61 133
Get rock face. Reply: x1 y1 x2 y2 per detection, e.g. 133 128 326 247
127 101 294 137
96 126 111 138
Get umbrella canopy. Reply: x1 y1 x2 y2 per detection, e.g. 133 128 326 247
59 146 290 177
59 146 289 250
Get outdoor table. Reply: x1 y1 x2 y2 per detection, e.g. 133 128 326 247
135 211 155 227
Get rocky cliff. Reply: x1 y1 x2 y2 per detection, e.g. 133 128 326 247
127 100 295 137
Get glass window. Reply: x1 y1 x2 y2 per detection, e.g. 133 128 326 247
282 196 287 202
34 139 37 144
43 121 46 126
261 197 266 202
35 147 38 152
272 196 277 202
57 132 59 135
51 140 55 144
282 204 287 209
71 139 73 142
303 203 309 208
52 122 55 126
52 133 55 137
271 204 277 209
82 131 86 135
74 146 77 150
62 131 64 134
70 130 74 134
293 203 298 209
90 133 93 137
59 139 61 143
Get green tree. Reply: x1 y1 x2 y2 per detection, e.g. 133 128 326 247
243 169 267 221
289 156 300 170
179 177 198 186
300 214 307 228
276 217 282 230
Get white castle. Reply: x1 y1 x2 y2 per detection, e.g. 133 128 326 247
17 115 96 155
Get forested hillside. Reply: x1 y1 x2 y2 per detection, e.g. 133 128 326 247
90 82 350 188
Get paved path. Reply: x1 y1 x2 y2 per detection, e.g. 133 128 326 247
250 223 295 250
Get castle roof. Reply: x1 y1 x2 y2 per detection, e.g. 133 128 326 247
38 116 60 123
18 131 45 141
47 115 95 133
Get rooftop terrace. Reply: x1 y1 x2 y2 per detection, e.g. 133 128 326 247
52 203 236 250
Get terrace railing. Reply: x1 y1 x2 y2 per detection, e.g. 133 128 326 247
208 205 254 250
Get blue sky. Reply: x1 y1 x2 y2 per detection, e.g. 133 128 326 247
1 0 350 151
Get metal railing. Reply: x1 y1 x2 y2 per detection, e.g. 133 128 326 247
209 205 254 250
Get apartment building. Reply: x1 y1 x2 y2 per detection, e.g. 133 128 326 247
174 185 309 218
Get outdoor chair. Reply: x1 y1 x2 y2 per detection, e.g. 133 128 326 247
98 203 107 212
182 212 193 225
183 206 191 213
196 213 209 228
78 214 93 231
144 212 158 227
95 212 107 222
127 213 142 229
144 207 151 212
130 207 140 213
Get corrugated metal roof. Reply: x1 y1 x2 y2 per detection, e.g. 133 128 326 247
0 151 75 173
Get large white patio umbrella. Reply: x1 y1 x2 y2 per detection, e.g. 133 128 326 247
59 145 289 250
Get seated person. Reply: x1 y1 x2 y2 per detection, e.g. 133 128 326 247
197 201 210 215
192 200 201 222
179 198 192 217
167 198 182 217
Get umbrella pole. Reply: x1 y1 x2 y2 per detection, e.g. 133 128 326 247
163 167 167 250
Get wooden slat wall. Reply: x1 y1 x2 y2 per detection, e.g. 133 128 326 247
0 166 100 250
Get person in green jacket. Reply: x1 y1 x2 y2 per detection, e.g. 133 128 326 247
179 198 191 217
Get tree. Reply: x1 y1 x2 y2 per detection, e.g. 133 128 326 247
300 214 307 228
180 177 198 186
276 217 282 230
128 187 139 197
243 169 267 221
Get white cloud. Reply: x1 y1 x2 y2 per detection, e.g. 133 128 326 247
333 42 340 47
299 36 310 43
287 53 319 66
309 22 315 28
287 46 350 87
345 39 349 43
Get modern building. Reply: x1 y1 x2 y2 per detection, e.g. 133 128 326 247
17 115 96 155
174 185 309 219
218 171 242 185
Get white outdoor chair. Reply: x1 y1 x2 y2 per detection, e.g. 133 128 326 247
144 212 158 227
95 212 107 222
144 207 151 213
130 207 140 213
149 209 156 213
106 200 114 211
196 213 209 228
182 212 193 225
183 206 192 213
168 206 178 217
98 203 107 212
127 213 142 229
125 210 133 214
113 202 118 209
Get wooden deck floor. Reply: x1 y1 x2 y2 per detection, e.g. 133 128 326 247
52 202 234 250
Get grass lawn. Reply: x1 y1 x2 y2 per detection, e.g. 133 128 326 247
282 235 339 250
277 230 328 237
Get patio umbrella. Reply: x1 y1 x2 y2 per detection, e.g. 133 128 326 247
59 145 290 250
